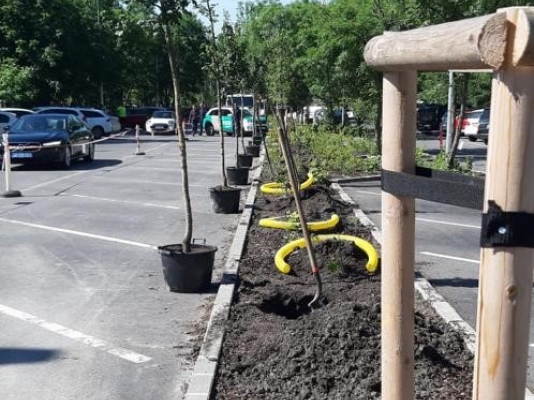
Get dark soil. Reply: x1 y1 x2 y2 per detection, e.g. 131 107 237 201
212 183 474 399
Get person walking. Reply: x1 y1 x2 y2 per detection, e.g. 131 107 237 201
198 103 207 136
190 105 200 136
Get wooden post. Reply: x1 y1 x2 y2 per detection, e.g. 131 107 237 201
473 8 534 400
381 71 417 400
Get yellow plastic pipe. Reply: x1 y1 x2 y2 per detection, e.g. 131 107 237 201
259 213 340 231
274 234 379 275
260 172 314 195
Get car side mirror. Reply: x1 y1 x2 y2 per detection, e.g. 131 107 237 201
3 125 9 132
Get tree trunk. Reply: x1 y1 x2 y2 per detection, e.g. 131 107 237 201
163 22 192 252
447 74 469 169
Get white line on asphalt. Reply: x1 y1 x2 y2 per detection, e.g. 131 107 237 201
22 171 90 191
420 251 479 264
22 142 173 192
96 176 205 187
0 217 158 250
64 194 180 210
416 217 480 229
0 303 151 363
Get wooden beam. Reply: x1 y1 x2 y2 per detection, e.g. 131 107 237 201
473 7 534 400
513 8 534 66
364 13 507 71
381 71 417 400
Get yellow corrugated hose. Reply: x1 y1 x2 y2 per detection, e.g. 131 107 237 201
259 213 340 231
260 172 314 194
274 234 379 275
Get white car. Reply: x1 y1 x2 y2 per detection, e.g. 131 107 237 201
145 110 176 134
0 111 17 132
76 108 114 137
0 108 35 118
35 107 110 139
461 109 485 141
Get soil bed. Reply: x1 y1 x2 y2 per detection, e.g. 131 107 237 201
212 180 474 399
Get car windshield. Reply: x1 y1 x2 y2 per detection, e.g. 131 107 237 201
12 115 67 132
152 111 174 119
466 110 483 120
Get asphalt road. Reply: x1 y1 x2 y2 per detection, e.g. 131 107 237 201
0 132 250 399
341 137 534 391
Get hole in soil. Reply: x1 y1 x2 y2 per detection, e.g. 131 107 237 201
257 291 313 319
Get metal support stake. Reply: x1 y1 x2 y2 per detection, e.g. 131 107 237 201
134 125 145 155
1 133 22 198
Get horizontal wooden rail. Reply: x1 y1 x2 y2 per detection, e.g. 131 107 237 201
364 13 507 71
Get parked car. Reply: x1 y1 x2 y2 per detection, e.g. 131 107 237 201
1 114 95 168
475 108 490 144
119 106 165 130
145 110 176 135
202 107 254 136
106 114 122 133
76 108 114 138
461 109 485 141
0 111 17 132
0 108 35 118
417 104 447 135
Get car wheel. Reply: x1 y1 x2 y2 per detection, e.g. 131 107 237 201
205 123 214 136
84 143 95 162
92 126 104 139
59 145 72 169
468 135 477 142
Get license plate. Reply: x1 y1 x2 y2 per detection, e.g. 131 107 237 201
12 152 33 158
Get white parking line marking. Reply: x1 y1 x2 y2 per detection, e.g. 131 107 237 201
420 251 479 264
0 303 151 364
64 194 180 210
22 171 90 191
0 217 158 250
22 142 173 192
416 217 480 229
96 176 205 187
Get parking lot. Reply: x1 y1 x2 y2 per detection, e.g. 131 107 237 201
0 133 248 399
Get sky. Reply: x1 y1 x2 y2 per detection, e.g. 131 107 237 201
208 0 294 32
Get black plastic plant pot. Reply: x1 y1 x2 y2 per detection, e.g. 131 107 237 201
245 145 260 157
226 166 250 185
158 244 217 293
252 137 262 146
237 154 253 168
208 186 242 214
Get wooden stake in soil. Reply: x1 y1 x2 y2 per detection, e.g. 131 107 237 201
275 109 323 307
473 8 534 400
381 70 417 400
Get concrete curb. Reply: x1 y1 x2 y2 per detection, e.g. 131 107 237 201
331 183 534 399
183 151 265 400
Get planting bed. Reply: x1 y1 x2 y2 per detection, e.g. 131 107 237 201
212 182 474 399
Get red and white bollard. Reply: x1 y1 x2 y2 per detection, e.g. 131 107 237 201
134 125 145 156
1 132 22 198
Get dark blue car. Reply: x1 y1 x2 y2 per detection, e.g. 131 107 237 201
1 114 95 168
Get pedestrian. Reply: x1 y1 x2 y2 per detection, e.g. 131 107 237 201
199 103 207 136
234 106 242 137
190 105 200 136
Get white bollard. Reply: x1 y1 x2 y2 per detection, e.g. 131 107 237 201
134 125 145 155
1 132 22 198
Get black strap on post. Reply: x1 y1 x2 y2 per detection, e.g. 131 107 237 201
381 166 485 210
480 200 534 248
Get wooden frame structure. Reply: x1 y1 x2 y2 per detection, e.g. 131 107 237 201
364 7 534 400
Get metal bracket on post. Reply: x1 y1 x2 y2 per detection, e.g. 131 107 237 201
480 200 534 248
1 132 22 198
